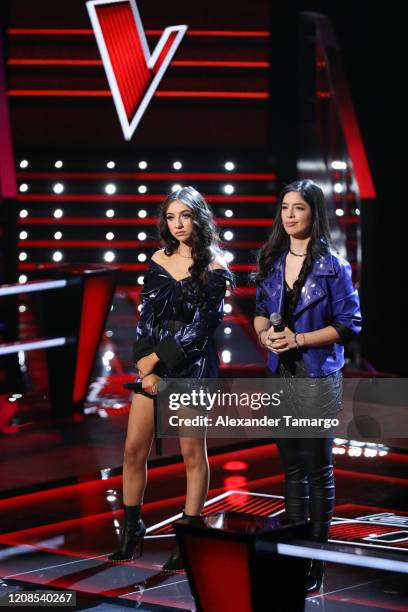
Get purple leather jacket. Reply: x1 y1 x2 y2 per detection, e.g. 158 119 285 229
256 249 362 377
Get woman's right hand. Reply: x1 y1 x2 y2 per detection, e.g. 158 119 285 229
141 373 161 395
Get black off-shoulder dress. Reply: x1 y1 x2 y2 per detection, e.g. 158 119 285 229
133 258 233 379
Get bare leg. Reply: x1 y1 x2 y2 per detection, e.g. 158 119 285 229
179 436 209 515
122 393 155 506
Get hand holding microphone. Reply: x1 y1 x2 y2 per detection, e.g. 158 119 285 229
263 312 296 353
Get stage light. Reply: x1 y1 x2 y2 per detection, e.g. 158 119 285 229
137 275 144 285
19 231 28 240
106 161 116 169
224 184 234 194
222 350 231 363
19 305 27 313
138 253 147 262
53 209 63 218
173 161 182 170
226 289 231 297
19 275 27 284
105 183 116 194
224 303 232 313
54 231 62 240
224 231 234 241
19 209 28 218
224 327 232 335
104 251 115 262
52 251 63 262
138 232 147 240
138 209 147 218
19 183 29 193
225 161 235 171
138 185 147 194
225 251 234 262
19 160 29 168
355 208 360 215
19 252 27 261
334 183 343 194
106 209 115 217
104 350 114 361
138 160 148 169
172 184 182 191
138 304 143 312
225 209 234 217
54 160 63 168
106 232 114 240
53 183 64 194
335 208 344 216
331 161 347 170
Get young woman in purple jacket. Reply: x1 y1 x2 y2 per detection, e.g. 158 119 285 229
254 179 362 593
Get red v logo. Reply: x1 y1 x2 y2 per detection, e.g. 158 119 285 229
87 0 187 140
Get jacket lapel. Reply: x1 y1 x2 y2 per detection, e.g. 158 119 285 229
293 250 336 317
261 252 285 314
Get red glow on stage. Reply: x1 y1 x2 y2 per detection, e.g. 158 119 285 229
8 59 270 68
8 90 270 99
18 217 274 227
17 194 276 203
17 171 277 181
223 461 249 471
7 28 270 38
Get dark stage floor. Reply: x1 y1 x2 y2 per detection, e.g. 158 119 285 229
1 290 407 610
0 442 407 611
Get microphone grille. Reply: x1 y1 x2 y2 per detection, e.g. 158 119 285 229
269 312 283 326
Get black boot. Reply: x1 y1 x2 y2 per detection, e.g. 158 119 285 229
162 511 199 572
108 504 146 562
306 560 326 593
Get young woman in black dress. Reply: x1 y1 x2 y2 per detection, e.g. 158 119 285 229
109 186 232 570
254 180 362 592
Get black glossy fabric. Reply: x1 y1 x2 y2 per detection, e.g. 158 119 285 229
133 259 233 378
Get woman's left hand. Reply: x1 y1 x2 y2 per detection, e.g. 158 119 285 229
265 326 297 354
137 353 159 378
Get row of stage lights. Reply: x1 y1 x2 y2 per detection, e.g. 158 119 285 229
18 159 237 171
17 159 236 198
17 249 236 265
18 229 235 241
18 207 234 218
18 180 355 200
18 182 237 195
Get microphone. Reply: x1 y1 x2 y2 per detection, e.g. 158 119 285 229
269 312 285 332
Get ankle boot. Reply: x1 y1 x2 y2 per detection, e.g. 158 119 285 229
108 504 146 562
306 560 326 593
162 511 199 572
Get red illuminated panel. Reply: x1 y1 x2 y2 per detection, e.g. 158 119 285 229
73 273 116 402
96 2 150 120
86 0 187 140
185 536 252 612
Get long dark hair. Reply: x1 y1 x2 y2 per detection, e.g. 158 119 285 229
158 186 224 295
255 179 334 307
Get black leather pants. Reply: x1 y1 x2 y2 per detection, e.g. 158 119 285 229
275 436 335 542
267 365 342 543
